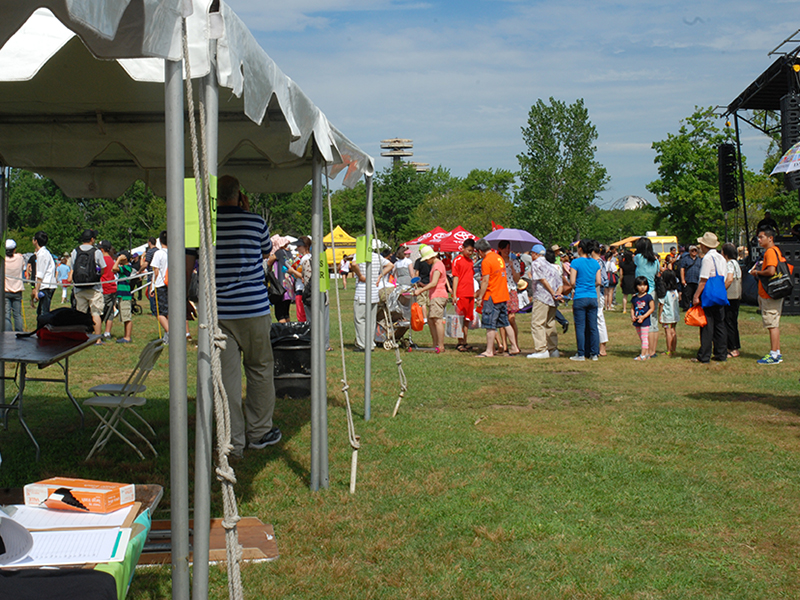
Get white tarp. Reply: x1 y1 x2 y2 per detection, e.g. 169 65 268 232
0 1 373 197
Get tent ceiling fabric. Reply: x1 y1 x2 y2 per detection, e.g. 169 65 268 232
0 0 373 196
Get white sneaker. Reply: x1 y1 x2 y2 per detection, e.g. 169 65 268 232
569 355 585 362
526 351 549 359
549 349 560 358
591 355 599 361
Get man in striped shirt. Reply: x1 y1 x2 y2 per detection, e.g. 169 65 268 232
216 175 280 457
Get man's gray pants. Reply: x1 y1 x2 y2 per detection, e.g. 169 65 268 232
218 314 276 455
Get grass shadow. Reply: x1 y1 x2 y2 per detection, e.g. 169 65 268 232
687 390 800 414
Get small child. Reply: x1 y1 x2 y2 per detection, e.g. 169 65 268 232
631 275 655 361
658 269 680 356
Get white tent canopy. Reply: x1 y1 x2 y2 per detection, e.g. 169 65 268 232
0 2 373 599
0 2 373 197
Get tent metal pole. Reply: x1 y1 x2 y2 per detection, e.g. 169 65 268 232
0 163 6 410
733 113 751 248
318 162 328 489
364 174 373 421
192 45 218 600
310 146 328 490
165 57 190 600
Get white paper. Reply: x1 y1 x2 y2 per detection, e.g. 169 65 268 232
7 504 133 530
4 527 131 567
0 517 34 565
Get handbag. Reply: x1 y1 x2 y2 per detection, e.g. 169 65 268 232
410 302 425 332
762 247 794 299
701 259 729 307
684 305 707 327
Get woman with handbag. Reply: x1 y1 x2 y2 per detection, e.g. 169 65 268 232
722 242 742 358
692 232 728 363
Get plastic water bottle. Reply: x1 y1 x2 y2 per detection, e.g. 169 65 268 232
37 291 45 300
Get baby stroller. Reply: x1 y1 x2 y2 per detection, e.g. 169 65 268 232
376 283 417 350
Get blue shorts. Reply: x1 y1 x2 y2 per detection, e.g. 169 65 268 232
481 298 509 330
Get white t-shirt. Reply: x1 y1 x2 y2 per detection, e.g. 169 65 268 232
699 249 726 280
151 248 169 288
35 247 57 290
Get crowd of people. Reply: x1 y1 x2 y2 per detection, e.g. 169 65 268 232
340 225 788 366
4 230 144 344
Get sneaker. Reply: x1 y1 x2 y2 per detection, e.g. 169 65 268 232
527 351 549 359
562 322 569 334
591 355 599 361
569 355 585 362
102 332 112 340
549 349 560 358
249 427 282 449
162 332 169 345
757 353 783 365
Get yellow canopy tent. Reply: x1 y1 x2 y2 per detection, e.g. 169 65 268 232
610 235 641 248
324 225 358 265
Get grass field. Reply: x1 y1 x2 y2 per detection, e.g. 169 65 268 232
3 286 800 599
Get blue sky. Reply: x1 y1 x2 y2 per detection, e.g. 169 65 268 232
225 0 795 208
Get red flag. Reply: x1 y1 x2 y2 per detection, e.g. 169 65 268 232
491 220 504 231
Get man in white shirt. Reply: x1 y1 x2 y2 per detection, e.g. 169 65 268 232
693 232 728 363
351 251 392 351
150 230 169 339
31 231 57 317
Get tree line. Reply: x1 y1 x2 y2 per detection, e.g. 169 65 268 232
4 100 794 256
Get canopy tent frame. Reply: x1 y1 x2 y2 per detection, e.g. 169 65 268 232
0 3 375 599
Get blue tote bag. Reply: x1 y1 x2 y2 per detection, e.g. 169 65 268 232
701 260 729 308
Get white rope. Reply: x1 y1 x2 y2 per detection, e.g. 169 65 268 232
324 166 361 494
6 271 152 287
367 214 408 417
182 20 244 600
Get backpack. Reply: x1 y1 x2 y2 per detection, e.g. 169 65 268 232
16 307 95 341
72 246 100 285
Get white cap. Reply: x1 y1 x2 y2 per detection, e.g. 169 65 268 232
5 239 16 250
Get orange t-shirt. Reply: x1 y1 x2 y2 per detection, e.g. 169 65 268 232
481 251 510 303
758 246 782 299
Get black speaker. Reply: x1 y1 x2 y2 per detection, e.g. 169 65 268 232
718 143 738 211
780 94 800 191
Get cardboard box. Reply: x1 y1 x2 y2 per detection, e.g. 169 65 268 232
24 477 135 514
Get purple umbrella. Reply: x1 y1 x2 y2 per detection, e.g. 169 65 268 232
483 228 542 254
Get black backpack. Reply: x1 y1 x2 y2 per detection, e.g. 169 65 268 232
72 246 100 284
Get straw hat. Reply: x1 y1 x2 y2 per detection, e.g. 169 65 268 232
696 232 719 248
419 245 436 261
516 279 529 291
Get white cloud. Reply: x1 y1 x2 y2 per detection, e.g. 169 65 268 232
221 0 800 203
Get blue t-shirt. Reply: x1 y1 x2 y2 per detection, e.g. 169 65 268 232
634 254 659 295
632 293 653 327
571 257 600 299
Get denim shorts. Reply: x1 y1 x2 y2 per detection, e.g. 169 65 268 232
481 298 509 330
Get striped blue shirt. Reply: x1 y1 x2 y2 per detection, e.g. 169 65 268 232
215 205 272 320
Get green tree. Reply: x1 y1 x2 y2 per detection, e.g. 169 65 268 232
582 205 660 245
411 188 514 238
461 168 515 200
515 97 608 245
373 164 456 245
647 107 735 242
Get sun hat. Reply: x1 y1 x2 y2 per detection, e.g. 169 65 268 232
419 245 436 261
551 244 562 252
696 232 719 248
5 239 16 250
531 244 546 255
516 279 529 291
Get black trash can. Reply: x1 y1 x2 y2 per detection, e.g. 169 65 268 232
271 322 311 399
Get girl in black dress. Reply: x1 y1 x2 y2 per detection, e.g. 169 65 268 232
619 250 637 313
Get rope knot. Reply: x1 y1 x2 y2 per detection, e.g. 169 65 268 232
215 464 238 485
221 515 241 530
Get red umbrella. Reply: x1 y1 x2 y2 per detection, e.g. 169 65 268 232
405 226 447 246
436 226 478 252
